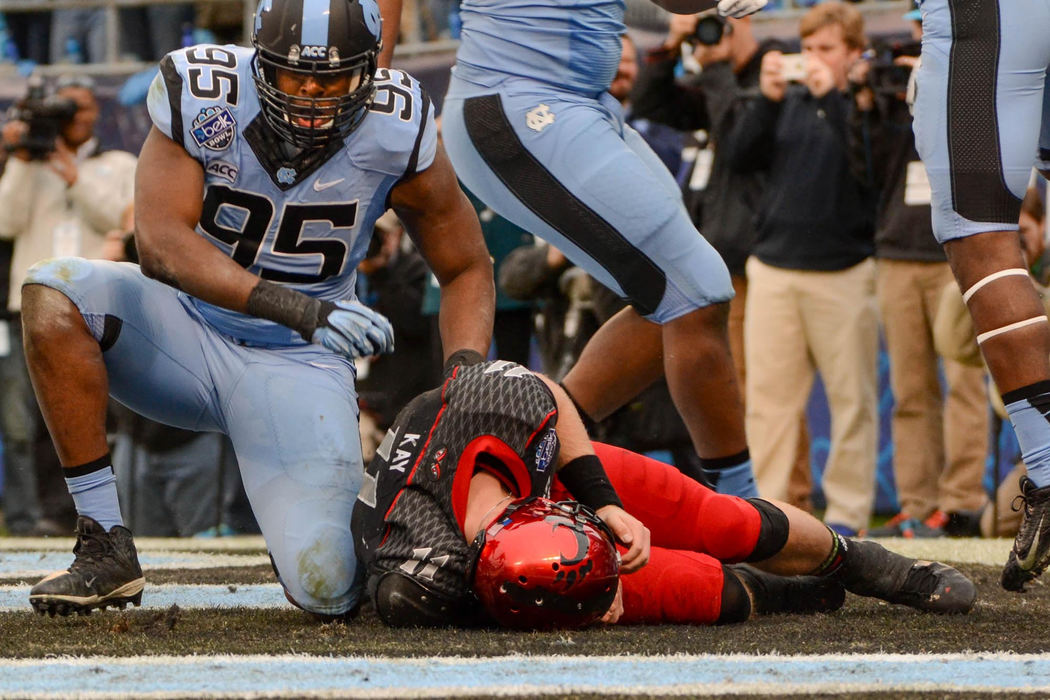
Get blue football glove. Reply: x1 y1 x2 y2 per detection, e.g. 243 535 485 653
311 300 395 359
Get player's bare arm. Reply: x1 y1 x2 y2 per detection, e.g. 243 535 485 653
376 0 400 68
134 126 259 311
390 142 494 362
536 374 651 573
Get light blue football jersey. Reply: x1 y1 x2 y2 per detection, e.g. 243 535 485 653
147 45 437 346
453 0 625 95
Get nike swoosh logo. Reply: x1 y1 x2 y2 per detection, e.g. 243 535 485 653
1020 514 1046 570
313 178 344 192
85 576 97 589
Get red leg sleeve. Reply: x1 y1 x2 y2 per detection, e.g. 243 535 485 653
618 546 725 625
553 442 762 562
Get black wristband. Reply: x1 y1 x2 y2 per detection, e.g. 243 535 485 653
246 279 332 341
443 348 485 373
557 454 623 511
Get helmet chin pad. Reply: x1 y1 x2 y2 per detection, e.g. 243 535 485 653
471 497 620 630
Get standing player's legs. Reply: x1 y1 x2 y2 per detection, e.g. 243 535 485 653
442 85 754 497
20 258 228 615
914 0 1050 590
223 347 364 617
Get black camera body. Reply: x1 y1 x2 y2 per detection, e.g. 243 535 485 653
868 38 922 99
693 15 727 46
5 80 78 161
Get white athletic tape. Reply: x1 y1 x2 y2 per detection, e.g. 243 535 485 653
976 316 1048 344
962 268 1030 304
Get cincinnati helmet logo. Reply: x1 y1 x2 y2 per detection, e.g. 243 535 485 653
544 514 594 589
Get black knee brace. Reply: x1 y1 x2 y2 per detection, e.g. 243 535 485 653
744 498 790 562
716 565 752 624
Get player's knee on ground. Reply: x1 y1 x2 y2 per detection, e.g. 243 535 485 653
716 565 752 625
269 528 362 617
744 498 790 562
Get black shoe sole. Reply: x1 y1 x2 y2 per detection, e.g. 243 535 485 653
30 579 145 617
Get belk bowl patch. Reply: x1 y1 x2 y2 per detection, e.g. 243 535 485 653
535 429 558 473
191 106 236 151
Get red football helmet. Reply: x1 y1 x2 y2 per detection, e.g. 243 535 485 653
470 497 620 630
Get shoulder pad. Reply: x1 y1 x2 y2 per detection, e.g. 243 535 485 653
147 44 254 160
348 68 437 177
370 571 489 628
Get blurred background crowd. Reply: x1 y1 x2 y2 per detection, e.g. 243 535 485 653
0 0 1045 541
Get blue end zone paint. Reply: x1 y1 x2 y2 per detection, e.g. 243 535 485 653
0 584 286 612
0 551 268 579
2 653 1050 697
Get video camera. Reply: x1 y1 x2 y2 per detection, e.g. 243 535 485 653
4 77 78 160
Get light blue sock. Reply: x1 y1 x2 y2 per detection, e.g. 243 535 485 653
65 466 124 531
701 458 759 499
1002 381 1050 488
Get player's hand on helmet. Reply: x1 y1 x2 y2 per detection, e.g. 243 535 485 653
311 299 395 359
599 580 624 625
717 0 767 18
595 505 650 574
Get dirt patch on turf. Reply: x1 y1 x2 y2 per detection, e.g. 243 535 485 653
1 564 1049 659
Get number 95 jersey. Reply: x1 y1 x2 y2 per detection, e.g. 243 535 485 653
146 44 437 346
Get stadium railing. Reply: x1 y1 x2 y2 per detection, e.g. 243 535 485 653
0 0 911 76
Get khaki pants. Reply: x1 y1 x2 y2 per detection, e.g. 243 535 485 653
745 257 879 531
730 274 813 512
876 259 988 518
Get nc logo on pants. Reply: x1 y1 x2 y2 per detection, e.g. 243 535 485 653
526 104 555 132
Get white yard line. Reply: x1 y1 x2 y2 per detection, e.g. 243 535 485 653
0 583 285 611
0 652 1049 698
0 536 268 553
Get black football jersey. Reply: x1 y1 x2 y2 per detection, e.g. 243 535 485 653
352 360 560 602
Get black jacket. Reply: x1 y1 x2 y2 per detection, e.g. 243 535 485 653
724 86 876 271
849 93 944 262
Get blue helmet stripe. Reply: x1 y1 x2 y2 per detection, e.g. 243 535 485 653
300 0 331 48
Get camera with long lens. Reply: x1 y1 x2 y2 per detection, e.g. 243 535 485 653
4 78 78 161
692 14 727 46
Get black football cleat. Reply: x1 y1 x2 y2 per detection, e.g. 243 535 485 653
1001 476 1050 592
731 564 846 615
29 516 145 617
839 539 975 614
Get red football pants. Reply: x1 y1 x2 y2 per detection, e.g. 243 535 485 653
552 443 763 624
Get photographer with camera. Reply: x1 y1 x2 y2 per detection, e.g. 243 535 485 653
630 14 823 509
849 10 990 539
0 76 135 536
722 2 878 537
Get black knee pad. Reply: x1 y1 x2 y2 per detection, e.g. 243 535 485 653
745 498 790 562
716 565 752 625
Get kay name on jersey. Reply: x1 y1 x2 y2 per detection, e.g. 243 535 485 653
377 428 421 473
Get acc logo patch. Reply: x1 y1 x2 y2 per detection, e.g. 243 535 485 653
534 429 558 473
191 106 236 151
205 160 238 183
